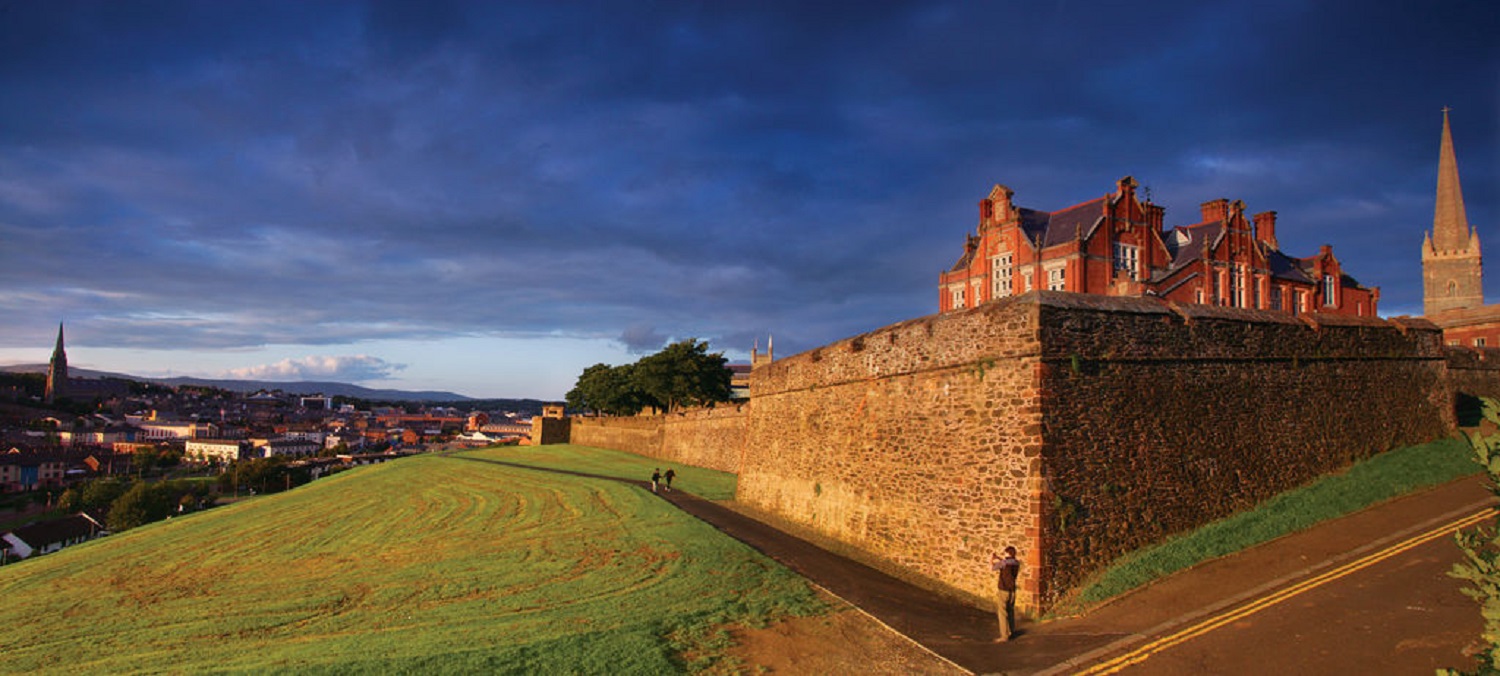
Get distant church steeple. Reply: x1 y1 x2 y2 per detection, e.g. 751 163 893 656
1423 108 1484 315
45 323 68 404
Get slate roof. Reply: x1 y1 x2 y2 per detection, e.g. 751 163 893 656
7 513 100 549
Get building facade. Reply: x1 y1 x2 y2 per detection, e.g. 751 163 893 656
939 177 1380 317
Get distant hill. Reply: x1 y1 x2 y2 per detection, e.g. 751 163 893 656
0 364 474 402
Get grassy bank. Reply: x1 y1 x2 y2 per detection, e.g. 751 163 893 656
1064 434 1486 613
462 443 738 501
0 447 818 674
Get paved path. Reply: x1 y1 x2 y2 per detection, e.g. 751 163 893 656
459 455 1492 675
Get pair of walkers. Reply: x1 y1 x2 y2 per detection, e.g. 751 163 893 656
649 467 675 493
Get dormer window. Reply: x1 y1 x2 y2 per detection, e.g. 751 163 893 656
1323 274 1338 307
1113 242 1140 279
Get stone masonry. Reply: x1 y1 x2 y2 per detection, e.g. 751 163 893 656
739 292 1453 613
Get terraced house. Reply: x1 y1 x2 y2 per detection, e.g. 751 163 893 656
939 176 1379 316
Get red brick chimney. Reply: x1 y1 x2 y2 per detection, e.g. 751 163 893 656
1253 211 1279 249
1200 199 1230 223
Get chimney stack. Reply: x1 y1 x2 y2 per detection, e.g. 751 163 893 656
1199 199 1230 222
1253 211 1279 249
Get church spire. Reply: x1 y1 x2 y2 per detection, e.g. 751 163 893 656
45 322 68 404
1432 107 1473 253
1422 109 1484 315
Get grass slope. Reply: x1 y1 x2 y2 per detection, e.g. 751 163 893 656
0 447 820 674
469 444 738 501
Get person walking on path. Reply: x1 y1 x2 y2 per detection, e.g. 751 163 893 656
992 546 1020 642
663 468 676 492
650 468 661 493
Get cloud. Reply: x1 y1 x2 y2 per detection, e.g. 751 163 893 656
223 355 406 382
617 325 668 354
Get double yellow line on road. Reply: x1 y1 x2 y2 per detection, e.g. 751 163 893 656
1075 508 1494 675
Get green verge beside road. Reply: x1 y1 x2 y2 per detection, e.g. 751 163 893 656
0 446 820 674
1062 434 1487 614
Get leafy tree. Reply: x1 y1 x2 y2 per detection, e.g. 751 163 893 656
56 487 80 513
107 481 174 532
631 339 732 413
567 363 652 416
80 478 127 512
1444 397 1500 676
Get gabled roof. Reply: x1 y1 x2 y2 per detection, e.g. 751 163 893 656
6 514 100 548
1043 198 1107 248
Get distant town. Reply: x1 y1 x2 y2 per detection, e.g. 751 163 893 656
0 335 558 562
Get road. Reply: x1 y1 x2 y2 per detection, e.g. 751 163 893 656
1075 509 1488 675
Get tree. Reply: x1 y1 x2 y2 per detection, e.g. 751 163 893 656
630 339 732 413
1444 397 1500 676
80 478 127 512
567 363 652 416
107 481 174 532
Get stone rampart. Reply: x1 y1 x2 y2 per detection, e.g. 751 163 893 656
661 405 749 473
1033 295 1451 604
569 415 662 458
568 406 748 473
738 291 1453 612
1445 346 1500 399
742 297 1048 611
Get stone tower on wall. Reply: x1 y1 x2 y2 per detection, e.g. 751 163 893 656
45 323 68 404
1423 109 1484 315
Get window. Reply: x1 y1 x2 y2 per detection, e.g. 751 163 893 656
1297 290 1308 313
951 286 965 309
1212 271 1222 305
1046 265 1066 291
1270 285 1283 311
1113 242 1140 279
1022 270 1033 292
992 254 1013 298
1478 338 1488 348
1229 264 1245 308
1323 275 1337 307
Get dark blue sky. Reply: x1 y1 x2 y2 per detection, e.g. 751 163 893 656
1 0 1495 398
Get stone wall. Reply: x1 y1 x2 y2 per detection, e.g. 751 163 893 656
661 405 749 473
738 292 1453 612
570 415 661 458
741 298 1048 611
1445 346 1500 399
568 406 749 473
1033 296 1451 605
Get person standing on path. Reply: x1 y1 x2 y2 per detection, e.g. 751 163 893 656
650 468 661 493
663 468 675 492
991 546 1020 642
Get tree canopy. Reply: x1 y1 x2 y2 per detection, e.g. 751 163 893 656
565 339 732 415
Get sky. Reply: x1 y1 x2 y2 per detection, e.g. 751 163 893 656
1 1 1496 400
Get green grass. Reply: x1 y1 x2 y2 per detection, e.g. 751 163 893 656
0 447 821 674
1064 435 1486 612
459 444 738 501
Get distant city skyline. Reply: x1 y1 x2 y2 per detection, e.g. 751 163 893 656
1 1 1494 399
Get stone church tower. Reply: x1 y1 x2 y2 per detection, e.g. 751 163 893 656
1423 109 1484 315
45 323 68 403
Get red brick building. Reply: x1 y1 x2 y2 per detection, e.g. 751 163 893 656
939 176 1379 317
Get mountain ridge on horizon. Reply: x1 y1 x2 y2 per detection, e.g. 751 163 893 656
0 363 481 402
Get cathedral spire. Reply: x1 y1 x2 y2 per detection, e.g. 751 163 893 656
1422 109 1485 315
1431 107 1472 253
